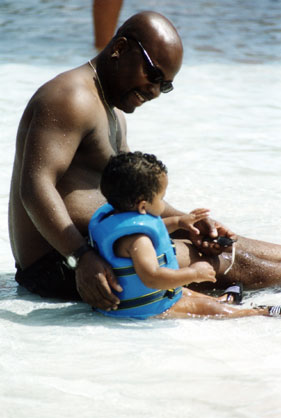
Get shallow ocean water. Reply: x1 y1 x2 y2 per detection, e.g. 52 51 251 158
1 1 281 417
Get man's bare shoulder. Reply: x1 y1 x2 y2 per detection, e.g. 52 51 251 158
29 64 102 130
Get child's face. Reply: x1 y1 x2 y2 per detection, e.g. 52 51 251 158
144 173 168 217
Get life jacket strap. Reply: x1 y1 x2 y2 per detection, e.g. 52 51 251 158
113 241 176 278
117 287 182 310
113 253 167 277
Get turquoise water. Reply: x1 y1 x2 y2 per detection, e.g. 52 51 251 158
1 1 281 417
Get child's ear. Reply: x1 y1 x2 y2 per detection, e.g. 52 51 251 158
137 200 147 214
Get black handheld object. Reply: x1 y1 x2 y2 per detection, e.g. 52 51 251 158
215 236 235 247
203 236 235 247
203 236 236 247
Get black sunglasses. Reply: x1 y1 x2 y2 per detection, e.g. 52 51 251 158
127 38 174 94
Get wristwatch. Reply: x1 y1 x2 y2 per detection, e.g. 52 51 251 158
65 244 93 270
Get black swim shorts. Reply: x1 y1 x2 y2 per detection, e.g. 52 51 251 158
15 250 81 300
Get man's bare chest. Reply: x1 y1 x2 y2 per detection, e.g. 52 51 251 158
72 129 121 173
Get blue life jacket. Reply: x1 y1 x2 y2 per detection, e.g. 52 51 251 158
88 203 182 319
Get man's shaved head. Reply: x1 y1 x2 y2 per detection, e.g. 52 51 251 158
115 11 183 75
116 11 182 47
98 11 183 112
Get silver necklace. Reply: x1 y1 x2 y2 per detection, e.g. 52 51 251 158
88 60 117 132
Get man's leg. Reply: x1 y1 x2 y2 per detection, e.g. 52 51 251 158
175 240 281 290
216 249 281 289
236 235 281 262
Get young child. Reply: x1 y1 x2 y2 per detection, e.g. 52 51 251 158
89 151 280 319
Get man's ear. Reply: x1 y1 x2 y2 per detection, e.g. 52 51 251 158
110 37 129 59
137 200 147 214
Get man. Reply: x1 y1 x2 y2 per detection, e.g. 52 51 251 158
9 12 281 311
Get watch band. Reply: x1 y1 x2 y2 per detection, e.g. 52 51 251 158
72 244 93 259
65 244 93 269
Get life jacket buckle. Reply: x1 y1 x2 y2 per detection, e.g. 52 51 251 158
165 289 176 299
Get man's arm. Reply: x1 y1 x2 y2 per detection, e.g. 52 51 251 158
161 201 185 218
19 81 121 308
20 95 87 256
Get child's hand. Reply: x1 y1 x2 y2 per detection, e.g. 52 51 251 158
178 208 210 235
190 261 217 283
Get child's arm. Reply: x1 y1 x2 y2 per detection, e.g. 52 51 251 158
163 208 210 235
123 234 216 290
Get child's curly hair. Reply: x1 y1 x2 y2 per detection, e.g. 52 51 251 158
100 151 168 211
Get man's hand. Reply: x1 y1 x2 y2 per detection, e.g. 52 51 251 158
189 217 237 256
75 250 122 310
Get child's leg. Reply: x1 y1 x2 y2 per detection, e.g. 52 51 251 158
185 286 241 304
158 288 269 319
